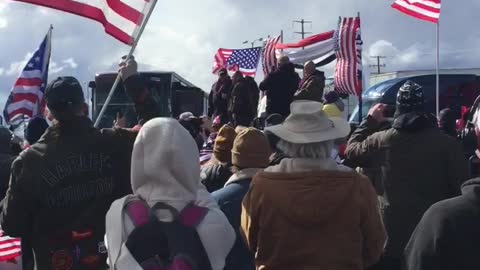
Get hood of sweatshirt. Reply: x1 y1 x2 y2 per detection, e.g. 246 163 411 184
462 178 480 202
131 118 201 205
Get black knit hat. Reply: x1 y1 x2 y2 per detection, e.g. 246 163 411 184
395 80 425 117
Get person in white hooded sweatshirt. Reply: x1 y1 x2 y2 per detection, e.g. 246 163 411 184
105 118 235 270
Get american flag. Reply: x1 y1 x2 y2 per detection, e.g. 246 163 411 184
0 230 21 262
334 17 363 96
11 0 157 44
3 28 52 125
212 47 263 77
262 36 281 76
392 0 441 24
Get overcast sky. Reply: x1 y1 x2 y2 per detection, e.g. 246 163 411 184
0 0 478 108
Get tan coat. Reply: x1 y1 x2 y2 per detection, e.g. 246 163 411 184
241 164 386 270
294 71 325 103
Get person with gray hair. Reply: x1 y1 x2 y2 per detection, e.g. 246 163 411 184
241 100 386 270
293 61 325 103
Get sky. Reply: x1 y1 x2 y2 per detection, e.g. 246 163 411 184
0 0 478 112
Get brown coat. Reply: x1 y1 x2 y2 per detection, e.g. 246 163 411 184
294 71 325 103
241 169 386 270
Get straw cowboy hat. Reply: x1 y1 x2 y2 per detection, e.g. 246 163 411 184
265 101 350 144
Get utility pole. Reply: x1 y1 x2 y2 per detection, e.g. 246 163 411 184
369 56 386 74
293 19 312 48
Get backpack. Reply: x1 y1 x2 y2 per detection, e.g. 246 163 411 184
121 199 213 270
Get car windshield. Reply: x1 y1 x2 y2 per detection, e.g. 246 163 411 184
364 78 404 98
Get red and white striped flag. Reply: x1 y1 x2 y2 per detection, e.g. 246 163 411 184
334 17 363 96
11 0 157 44
262 36 281 76
392 0 441 24
0 230 21 262
3 27 51 125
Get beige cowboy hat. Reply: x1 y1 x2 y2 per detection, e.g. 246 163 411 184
265 101 350 144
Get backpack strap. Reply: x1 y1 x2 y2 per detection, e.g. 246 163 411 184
125 199 150 227
179 203 209 227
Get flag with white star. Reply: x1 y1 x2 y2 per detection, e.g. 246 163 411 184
3 27 52 125
213 47 262 77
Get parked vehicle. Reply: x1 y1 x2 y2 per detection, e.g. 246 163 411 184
349 74 480 124
89 72 207 128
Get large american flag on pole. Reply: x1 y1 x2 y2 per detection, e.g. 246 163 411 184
3 27 52 125
11 0 157 44
0 230 21 262
392 0 441 24
262 36 281 76
334 17 363 96
212 47 263 77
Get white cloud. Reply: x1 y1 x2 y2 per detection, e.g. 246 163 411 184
0 0 479 98
49 61 64 74
49 58 79 74
63 58 78 69
36 7 50 15
0 17 7 28
5 52 33 76
0 2 8 12
2 54 78 77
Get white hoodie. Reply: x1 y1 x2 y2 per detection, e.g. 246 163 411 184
105 118 235 270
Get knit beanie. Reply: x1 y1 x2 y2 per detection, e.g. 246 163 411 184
214 125 237 163
395 80 425 117
231 128 271 169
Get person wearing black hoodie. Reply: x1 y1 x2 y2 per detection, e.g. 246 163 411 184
404 178 480 270
259 56 300 119
345 81 469 270
0 127 15 200
438 108 458 138
209 68 232 125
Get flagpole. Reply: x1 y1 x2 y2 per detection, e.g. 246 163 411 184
357 12 363 124
435 20 440 118
94 0 158 128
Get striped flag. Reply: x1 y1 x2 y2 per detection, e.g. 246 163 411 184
392 0 441 24
274 30 337 67
212 47 263 77
275 31 335 50
334 17 363 96
0 230 21 262
11 0 157 44
262 36 281 76
3 27 52 125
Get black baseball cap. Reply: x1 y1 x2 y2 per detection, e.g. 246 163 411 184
45 76 85 111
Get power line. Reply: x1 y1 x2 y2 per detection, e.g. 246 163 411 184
369 56 386 74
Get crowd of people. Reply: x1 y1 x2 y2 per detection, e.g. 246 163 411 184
0 54 477 270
